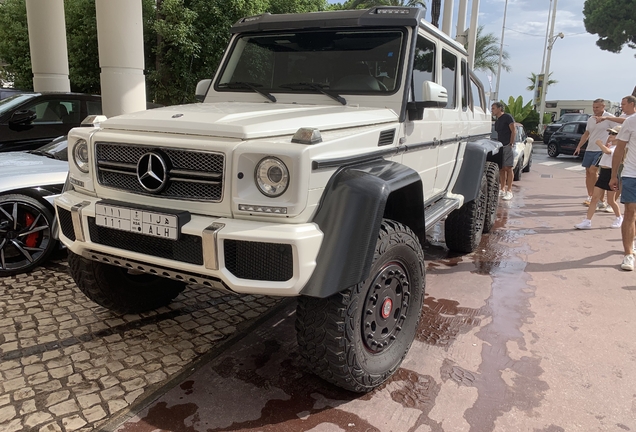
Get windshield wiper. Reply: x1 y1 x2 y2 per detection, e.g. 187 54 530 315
217 81 276 103
279 82 346 106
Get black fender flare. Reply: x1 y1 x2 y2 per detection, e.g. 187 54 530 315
452 139 502 202
301 159 424 298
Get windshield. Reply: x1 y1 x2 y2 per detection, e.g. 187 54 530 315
216 29 405 96
30 136 68 161
0 93 37 117
557 114 588 123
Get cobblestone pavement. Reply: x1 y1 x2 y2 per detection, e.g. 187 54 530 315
0 254 281 432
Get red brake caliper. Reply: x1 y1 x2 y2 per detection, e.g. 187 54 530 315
25 213 38 248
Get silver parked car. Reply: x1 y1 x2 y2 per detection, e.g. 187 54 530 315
0 136 68 276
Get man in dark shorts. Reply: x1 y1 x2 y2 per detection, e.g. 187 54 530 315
491 102 516 200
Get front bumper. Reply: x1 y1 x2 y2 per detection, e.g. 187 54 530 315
54 191 323 296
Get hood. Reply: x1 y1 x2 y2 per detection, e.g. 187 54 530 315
0 152 68 193
101 102 398 139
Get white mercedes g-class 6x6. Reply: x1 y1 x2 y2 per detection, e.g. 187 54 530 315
56 7 501 392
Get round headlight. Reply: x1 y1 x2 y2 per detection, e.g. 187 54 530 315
255 157 289 197
73 139 89 173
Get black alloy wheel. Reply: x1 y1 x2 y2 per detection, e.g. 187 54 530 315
0 195 56 276
547 142 559 158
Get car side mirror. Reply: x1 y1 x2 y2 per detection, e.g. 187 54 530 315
407 81 448 121
195 79 212 102
9 109 36 125
525 137 534 145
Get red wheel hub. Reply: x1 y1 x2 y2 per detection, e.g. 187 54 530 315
381 298 393 319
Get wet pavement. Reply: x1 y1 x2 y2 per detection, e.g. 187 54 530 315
3 146 636 431
110 147 636 432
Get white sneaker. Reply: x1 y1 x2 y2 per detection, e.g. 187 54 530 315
603 205 614 213
621 254 635 271
583 197 592 206
611 216 623 228
502 191 513 201
499 190 505 197
574 219 592 230
596 202 608 211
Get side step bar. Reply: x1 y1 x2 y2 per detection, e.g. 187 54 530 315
424 197 461 232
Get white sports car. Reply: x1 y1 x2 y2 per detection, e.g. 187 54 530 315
0 136 68 276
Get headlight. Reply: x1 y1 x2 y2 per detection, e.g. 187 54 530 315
73 139 89 173
255 157 289 197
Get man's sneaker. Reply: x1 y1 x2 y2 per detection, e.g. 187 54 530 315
574 219 592 230
596 202 608 211
583 197 592 206
502 191 513 201
611 216 624 228
621 254 635 271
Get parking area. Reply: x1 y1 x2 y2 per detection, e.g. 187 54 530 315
0 255 280 432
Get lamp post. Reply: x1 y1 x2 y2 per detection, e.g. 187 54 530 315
538 0 563 132
492 0 509 105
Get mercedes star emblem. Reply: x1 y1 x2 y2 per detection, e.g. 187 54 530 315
137 152 168 193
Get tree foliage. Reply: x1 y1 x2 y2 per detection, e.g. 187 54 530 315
583 0 636 54
0 0 327 105
470 25 510 76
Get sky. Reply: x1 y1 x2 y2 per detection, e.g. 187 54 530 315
329 0 635 106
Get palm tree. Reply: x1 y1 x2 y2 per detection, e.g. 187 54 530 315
526 72 558 92
470 26 511 75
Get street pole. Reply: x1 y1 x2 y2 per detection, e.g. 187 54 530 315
534 0 553 110
538 0 559 133
493 0 508 105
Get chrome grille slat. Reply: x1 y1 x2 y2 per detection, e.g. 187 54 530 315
95 142 225 202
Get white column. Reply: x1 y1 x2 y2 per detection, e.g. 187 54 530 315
95 0 146 117
455 0 469 46
441 0 455 37
467 0 480 70
25 0 70 92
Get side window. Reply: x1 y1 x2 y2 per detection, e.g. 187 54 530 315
87 100 103 116
460 60 469 111
470 78 484 111
578 124 587 134
27 100 80 124
412 35 435 102
441 49 457 109
563 124 577 133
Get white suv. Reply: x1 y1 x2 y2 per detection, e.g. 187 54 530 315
56 7 501 392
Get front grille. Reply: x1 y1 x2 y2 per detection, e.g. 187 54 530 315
87 217 203 265
95 142 224 202
57 207 76 241
224 240 293 282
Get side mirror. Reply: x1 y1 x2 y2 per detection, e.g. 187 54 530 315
195 79 212 102
407 81 448 121
525 137 534 145
9 109 36 125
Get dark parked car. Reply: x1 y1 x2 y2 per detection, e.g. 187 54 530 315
543 113 590 144
0 88 31 100
0 92 102 152
547 121 588 158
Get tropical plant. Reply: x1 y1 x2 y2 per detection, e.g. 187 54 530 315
469 25 510 75
501 96 533 123
525 72 558 92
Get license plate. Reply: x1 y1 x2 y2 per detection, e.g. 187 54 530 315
95 203 180 240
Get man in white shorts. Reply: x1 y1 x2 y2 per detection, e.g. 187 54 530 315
574 99 615 207
610 114 636 270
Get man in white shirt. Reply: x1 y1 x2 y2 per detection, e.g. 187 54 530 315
574 99 615 206
596 95 636 124
610 114 636 270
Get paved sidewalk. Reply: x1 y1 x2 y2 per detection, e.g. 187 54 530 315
0 258 280 432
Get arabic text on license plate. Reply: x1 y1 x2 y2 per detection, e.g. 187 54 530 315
95 204 179 240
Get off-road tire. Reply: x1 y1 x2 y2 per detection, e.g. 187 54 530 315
295 219 425 393
522 152 532 172
445 168 488 253
513 158 522 181
483 162 500 234
0 194 57 276
68 251 186 314
547 143 559 158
